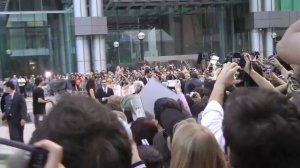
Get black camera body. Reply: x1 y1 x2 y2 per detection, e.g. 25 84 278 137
230 52 246 68
0 138 48 168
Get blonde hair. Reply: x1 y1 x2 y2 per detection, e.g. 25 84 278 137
133 81 144 93
170 119 226 168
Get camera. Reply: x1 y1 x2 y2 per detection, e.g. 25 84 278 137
0 138 48 168
229 52 246 68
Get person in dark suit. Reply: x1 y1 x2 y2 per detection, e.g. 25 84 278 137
141 68 152 85
2 81 27 142
1 92 9 114
96 79 114 104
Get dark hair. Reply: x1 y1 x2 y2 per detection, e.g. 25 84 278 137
194 87 205 98
177 72 184 79
106 103 123 112
190 72 198 79
131 118 158 146
138 145 163 168
153 132 171 168
154 98 182 126
86 78 96 96
35 77 43 86
30 96 132 168
159 109 188 140
4 81 15 90
145 68 151 75
186 83 196 93
223 88 300 168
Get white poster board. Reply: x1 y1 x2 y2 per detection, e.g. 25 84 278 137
139 78 179 118
130 94 146 120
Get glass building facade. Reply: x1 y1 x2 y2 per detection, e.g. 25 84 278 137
105 1 250 66
0 0 75 77
0 0 297 76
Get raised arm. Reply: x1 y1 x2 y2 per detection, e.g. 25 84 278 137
244 54 277 91
277 20 300 64
201 63 241 151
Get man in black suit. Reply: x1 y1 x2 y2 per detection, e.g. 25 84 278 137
96 79 114 104
141 68 152 85
2 81 27 142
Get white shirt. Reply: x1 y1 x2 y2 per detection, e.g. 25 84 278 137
200 100 225 152
18 78 26 86
103 87 107 93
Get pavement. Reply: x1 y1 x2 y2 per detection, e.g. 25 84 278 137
0 97 54 143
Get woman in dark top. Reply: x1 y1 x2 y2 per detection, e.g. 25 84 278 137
86 78 97 100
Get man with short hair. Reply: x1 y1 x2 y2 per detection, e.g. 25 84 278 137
33 77 52 128
141 68 152 85
96 79 114 104
2 81 27 142
223 88 300 168
201 63 300 168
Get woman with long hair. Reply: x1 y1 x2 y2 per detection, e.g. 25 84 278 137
86 78 97 100
170 119 226 168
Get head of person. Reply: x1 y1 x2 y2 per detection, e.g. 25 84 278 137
102 79 107 88
159 108 189 142
35 77 44 86
30 96 132 168
154 98 182 126
85 78 96 91
184 73 190 80
145 68 152 78
4 81 15 93
177 72 184 80
190 72 198 79
223 88 300 168
138 145 163 168
133 81 144 94
187 83 196 93
131 117 158 146
107 77 113 84
107 95 122 106
170 119 226 168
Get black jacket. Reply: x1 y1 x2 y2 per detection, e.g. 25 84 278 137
96 87 114 103
1 92 9 113
2 92 27 124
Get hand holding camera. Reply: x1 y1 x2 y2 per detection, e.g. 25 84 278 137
269 58 283 70
243 53 252 74
34 140 64 168
215 63 242 88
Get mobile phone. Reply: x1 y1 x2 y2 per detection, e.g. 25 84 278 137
0 138 48 168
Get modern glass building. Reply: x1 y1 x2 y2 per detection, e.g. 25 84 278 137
0 0 299 77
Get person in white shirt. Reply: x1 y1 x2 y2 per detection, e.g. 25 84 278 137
18 76 27 98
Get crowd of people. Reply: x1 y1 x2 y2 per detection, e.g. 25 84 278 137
1 20 300 168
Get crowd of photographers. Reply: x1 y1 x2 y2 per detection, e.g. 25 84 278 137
2 20 300 168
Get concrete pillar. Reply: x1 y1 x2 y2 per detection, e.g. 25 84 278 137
73 0 91 73
90 0 107 72
75 36 91 73
264 0 275 57
251 29 260 52
250 0 262 56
